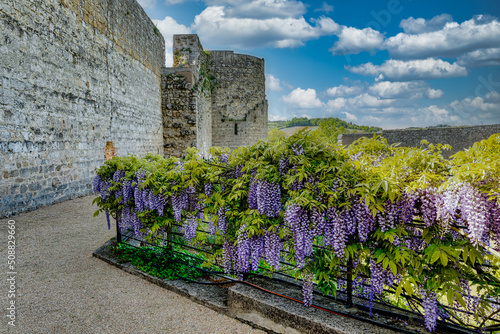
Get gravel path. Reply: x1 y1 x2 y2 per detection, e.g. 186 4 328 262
0 196 265 334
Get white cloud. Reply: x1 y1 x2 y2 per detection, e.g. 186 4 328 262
350 94 396 108
426 88 444 99
457 48 500 67
484 91 500 103
399 14 453 34
221 0 307 19
314 2 333 14
343 112 358 122
385 15 500 59
326 84 365 97
326 97 346 111
266 74 283 92
137 0 157 8
326 94 396 113
269 114 288 121
425 105 450 123
418 94 500 126
153 17 192 66
346 58 468 81
281 88 324 108
329 27 384 55
452 96 499 112
368 81 427 99
193 7 339 49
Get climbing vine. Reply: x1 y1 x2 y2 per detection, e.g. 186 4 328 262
93 131 500 332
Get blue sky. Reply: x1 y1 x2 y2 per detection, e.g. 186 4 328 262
137 0 500 129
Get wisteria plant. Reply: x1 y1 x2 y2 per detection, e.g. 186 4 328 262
93 131 500 332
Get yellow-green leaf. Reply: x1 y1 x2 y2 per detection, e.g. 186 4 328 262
389 261 397 276
446 289 454 306
404 281 413 296
383 257 390 269
455 292 466 309
431 250 441 264
440 253 448 267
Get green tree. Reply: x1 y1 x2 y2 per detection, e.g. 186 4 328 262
316 118 347 143
268 128 287 142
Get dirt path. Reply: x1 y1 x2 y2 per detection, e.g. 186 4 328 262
0 196 264 334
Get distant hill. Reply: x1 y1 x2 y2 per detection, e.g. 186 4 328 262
268 117 381 133
279 126 319 136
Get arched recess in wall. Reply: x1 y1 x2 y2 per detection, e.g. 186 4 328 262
105 141 115 160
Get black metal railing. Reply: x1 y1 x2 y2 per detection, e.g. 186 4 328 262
114 220 499 334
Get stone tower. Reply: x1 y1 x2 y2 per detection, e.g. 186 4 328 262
161 34 268 157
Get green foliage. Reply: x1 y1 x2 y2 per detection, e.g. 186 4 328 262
94 132 500 332
267 128 287 142
113 242 205 281
268 116 382 133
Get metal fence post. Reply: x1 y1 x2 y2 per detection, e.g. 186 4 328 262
346 258 353 308
116 217 122 243
166 225 173 246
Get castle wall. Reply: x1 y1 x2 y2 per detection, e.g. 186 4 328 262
339 124 500 158
0 0 165 217
209 51 268 149
162 36 267 157
161 68 197 157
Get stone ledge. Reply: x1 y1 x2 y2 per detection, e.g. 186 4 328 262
92 239 411 334
92 239 228 315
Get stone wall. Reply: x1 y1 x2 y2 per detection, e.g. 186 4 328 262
339 124 500 158
161 35 267 157
0 0 165 217
161 69 197 158
210 51 268 149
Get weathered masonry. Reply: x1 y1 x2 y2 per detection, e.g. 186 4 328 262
339 124 500 158
0 0 165 217
0 3 268 217
162 35 268 157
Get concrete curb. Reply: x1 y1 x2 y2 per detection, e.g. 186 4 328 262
93 239 410 334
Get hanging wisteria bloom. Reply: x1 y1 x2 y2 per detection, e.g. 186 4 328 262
369 258 385 316
264 230 281 270
489 199 500 250
325 207 346 258
172 189 188 222
278 156 290 175
113 169 125 183
236 224 250 275
302 273 314 307
438 184 460 223
421 289 438 332
458 183 490 245
122 180 133 205
100 180 112 201
93 175 102 194
204 182 213 198
256 180 281 218
223 240 236 275
208 215 217 236
249 235 264 271
183 218 197 242
175 161 184 172
248 178 258 210
285 204 313 268
418 188 441 227
105 211 111 230
292 143 304 156
353 198 374 242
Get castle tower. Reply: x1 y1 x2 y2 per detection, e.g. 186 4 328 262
161 35 268 157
